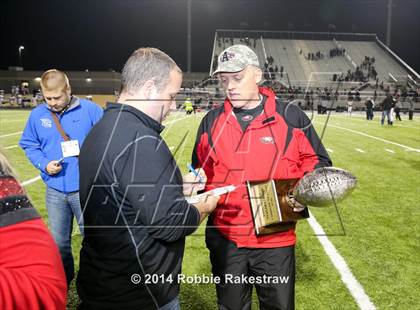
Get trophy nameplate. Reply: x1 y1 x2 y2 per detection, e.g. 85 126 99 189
246 179 309 235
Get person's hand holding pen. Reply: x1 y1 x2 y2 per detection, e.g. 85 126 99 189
184 163 220 223
183 163 207 196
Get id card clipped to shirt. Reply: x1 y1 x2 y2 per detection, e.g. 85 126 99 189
61 140 80 157
50 111 80 158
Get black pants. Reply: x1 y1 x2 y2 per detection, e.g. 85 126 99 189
366 108 373 120
206 224 295 310
409 110 413 120
395 108 402 121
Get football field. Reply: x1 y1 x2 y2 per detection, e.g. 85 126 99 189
1 108 419 310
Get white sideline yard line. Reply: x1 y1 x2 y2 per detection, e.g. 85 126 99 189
326 148 334 153
333 116 420 129
0 131 22 138
316 122 420 153
385 149 395 154
3 144 18 150
355 148 365 153
163 116 189 126
161 116 191 140
307 211 377 310
21 176 41 186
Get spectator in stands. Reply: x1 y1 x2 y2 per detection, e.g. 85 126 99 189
0 150 67 309
19 69 103 286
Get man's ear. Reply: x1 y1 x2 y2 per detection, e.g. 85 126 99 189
254 68 263 84
66 86 72 97
143 80 157 99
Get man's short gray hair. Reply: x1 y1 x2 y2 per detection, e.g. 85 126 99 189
121 47 180 94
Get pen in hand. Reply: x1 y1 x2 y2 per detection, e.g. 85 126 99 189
187 163 204 184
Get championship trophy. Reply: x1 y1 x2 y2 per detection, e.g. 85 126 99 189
246 167 357 235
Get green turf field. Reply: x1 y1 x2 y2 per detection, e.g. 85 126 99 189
1 109 419 310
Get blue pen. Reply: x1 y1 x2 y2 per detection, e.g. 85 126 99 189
187 163 204 183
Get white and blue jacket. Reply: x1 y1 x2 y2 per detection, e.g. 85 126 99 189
19 97 103 193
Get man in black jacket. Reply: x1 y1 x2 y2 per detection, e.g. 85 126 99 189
77 47 219 310
381 94 394 125
365 97 374 120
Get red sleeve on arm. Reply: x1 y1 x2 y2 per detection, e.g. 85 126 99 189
0 218 67 310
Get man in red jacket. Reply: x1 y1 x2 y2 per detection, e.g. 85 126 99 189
192 45 332 310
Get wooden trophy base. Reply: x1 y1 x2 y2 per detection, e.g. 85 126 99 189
246 179 309 235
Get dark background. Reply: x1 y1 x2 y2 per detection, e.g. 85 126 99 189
2 0 419 73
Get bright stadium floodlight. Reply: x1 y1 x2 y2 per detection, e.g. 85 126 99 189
86 78 92 83
18 45 25 67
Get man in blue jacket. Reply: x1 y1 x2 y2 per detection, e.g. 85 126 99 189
19 69 103 285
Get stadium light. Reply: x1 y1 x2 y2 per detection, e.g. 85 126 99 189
86 78 92 83
18 45 25 67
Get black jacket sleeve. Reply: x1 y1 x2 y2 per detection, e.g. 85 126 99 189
114 133 200 242
282 102 332 170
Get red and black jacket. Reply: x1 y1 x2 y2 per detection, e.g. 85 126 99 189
192 87 332 248
0 175 67 309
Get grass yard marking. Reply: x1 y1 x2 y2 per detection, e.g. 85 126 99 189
169 146 175 150
0 131 23 138
4 145 18 150
326 148 334 153
329 115 420 129
0 119 28 123
21 176 41 186
385 149 395 154
317 123 420 153
307 211 377 310
386 123 418 129
355 148 365 153
163 116 189 126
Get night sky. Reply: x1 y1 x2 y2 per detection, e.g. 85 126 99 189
2 0 419 74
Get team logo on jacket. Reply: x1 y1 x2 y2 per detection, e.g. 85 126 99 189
40 118 52 128
260 136 274 144
241 115 253 122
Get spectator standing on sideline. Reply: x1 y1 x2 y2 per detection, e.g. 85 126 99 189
365 97 374 120
347 99 353 116
408 96 414 120
381 93 393 125
19 69 103 285
394 97 402 121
